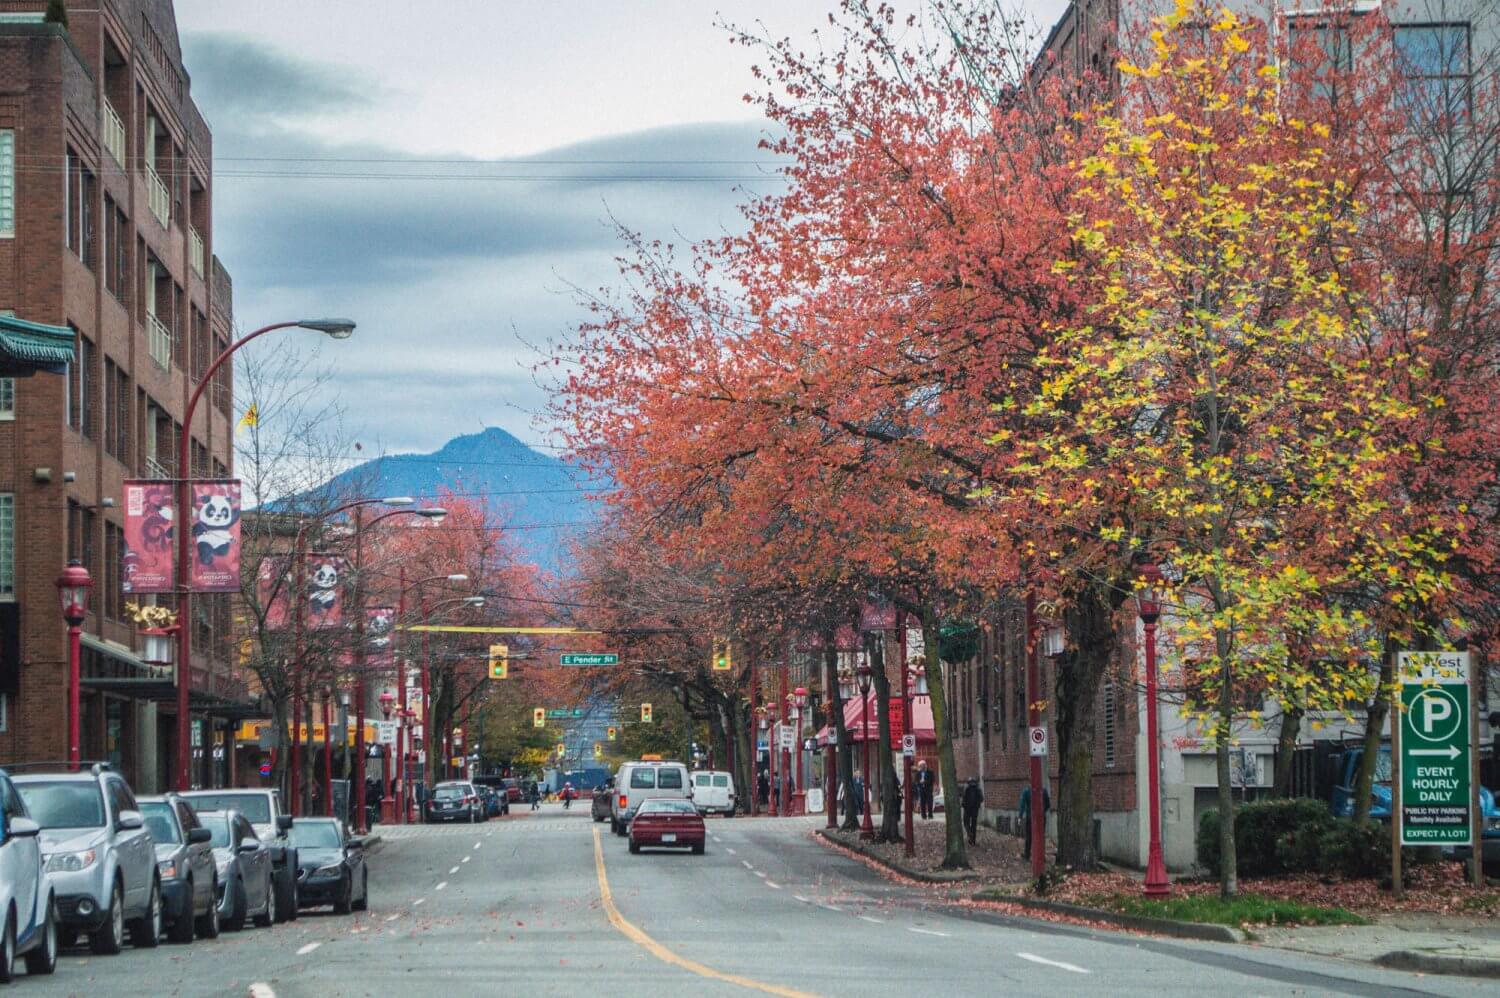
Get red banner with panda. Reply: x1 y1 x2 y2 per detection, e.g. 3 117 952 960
122 480 177 594
188 481 242 592
366 606 396 667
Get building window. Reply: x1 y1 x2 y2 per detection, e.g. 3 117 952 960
1103 681 1116 768
1287 19 1354 101
0 378 12 419
64 150 96 267
1395 23 1471 123
69 331 94 438
0 494 13 597
104 522 123 621
103 196 129 301
0 130 13 237
103 358 129 460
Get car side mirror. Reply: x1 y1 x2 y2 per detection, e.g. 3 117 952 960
238 840 260 854
276 815 294 832
348 837 363 849
8 816 39 838
117 809 144 831
188 827 212 845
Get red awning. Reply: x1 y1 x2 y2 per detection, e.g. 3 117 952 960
814 693 935 748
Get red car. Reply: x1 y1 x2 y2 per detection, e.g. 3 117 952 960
628 798 705 854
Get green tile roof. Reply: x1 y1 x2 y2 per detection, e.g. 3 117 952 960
0 315 74 374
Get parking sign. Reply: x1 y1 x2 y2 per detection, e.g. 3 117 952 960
1398 652 1472 847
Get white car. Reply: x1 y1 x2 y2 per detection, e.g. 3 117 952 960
690 771 737 817
0 770 58 980
609 761 692 836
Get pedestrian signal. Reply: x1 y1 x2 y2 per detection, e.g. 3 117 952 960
489 643 509 680
607 726 617 741
533 708 545 728
640 703 653 723
712 639 732 672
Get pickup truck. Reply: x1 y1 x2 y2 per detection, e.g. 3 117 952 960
180 789 298 922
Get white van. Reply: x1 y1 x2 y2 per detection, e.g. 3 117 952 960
610 761 692 836
690 771 737 817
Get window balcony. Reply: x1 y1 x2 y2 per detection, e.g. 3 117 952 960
147 312 172 370
146 167 170 227
190 227 204 277
103 103 126 167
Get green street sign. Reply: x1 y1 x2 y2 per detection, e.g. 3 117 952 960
559 653 619 667
1398 652 1472 847
545 708 588 719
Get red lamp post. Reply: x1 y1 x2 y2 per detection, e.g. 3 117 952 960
789 686 807 817
56 560 92 771
899 613 914 858
378 690 396 824
765 702 780 816
1136 562 1172 897
856 658 875 840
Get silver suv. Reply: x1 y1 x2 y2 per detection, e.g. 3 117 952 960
12 765 161 954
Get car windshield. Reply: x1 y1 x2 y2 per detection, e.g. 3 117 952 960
199 814 233 848
289 822 341 849
1373 751 1393 784
189 793 272 823
140 802 181 844
434 786 466 800
15 781 106 829
640 799 696 815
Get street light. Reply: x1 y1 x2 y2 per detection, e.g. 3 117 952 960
765 702 780 816
856 659 875 840
790 687 808 816
397 574 472 818
1135 562 1171 897
174 317 356 793
56 560 92 771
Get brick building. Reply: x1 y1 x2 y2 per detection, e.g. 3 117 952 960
0 1 247 793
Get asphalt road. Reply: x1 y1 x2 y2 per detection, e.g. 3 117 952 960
12 802 1496 997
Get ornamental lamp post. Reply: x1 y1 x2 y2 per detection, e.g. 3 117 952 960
378 690 396 823
57 560 92 771
765 702 780 816
790 687 807 816
1135 562 1172 898
856 658 875 840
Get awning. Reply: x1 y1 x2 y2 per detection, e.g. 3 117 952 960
0 314 74 375
815 693 935 747
79 635 265 720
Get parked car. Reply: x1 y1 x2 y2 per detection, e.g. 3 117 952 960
13 765 160 955
0 769 58 980
289 818 367 914
138 795 219 944
196 810 275 931
690 771 737 817
425 782 484 823
180 789 297 922
610 761 692 836
627 798 706 855
591 778 615 823
501 778 523 804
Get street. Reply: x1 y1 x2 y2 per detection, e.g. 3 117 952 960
8 803 1491 997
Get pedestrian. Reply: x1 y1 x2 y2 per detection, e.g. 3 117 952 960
529 781 541 810
851 770 865 818
915 760 935 820
960 777 984 845
757 769 770 807
1017 783 1051 860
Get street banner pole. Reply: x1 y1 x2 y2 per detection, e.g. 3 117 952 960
1391 665 1403 901
1026 592 1044 879
1471 660 1483 888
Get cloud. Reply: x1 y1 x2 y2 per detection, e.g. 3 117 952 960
185 32 378 121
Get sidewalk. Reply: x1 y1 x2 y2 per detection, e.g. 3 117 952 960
1252 914 1500 978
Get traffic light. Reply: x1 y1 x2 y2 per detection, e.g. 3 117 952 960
607 726 617 741
593 742 603 759
488 643 509 680
712 638 732 672
556 741 566 757
640 702 653 723
533 708 545 728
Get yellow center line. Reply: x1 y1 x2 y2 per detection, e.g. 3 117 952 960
591 828 820 998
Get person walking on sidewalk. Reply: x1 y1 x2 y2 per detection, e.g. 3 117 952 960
915 760 935 820
529 782 541 811
1018 783 1050 860
961 777 984 845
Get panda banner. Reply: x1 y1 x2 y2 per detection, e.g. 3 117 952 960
122 480 177 593
307 554 347 629
188 481 243 592
366 607 396 667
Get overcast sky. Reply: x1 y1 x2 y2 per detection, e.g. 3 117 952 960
176 1 1067 457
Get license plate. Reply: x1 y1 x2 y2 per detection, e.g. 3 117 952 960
661 833 676 843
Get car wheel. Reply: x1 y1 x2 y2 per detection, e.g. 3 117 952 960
0 908 14 984
333 874 352 916
196 878 221 939
131 878 162 948
254 872 276 927
628 839 641 854
24 896 58 975
352 870 368 912
168 878 196 944
90 882 125 955
224 878 246 932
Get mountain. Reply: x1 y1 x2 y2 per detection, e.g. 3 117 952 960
318 427 598 573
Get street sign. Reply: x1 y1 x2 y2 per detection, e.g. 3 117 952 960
779 726 795 750
1398 651 1472 846
376 721 398 746
259 761 272 778
560 653 619 666
1028 726 1048 757
901 733 916 758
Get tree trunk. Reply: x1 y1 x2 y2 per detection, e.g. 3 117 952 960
1353 646 1395 826
1215 646 1238 900
733 699 754 815
707 698 727 772
922 612 969 869
826 640 859 831
1273 705 1303 798
869 632 902 843
1053 583 1114 869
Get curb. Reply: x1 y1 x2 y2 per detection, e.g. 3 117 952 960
360 833 384 855
816 829 980 884
971 892 1247 943
1373 950 1500 979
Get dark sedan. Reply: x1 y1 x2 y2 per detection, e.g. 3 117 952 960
628 798 705 854
591 779 615 822
290 819 367 914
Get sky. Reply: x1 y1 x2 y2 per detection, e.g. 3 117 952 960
175 1 1069 457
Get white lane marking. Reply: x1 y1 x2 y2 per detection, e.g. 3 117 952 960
765 881 781 889
909 927 949 938
473 842 482 850
754 871 767 879
741 860 753 870
794 895 811 903
296 942 321 956
384 913 400 922
249 984 276 998
413 898 426 906
1017 952 1090 974
859 915 885 924
462 856 471 864
449 866 459 875
724 847 736 855
436 881 448 891
818 904 841 912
